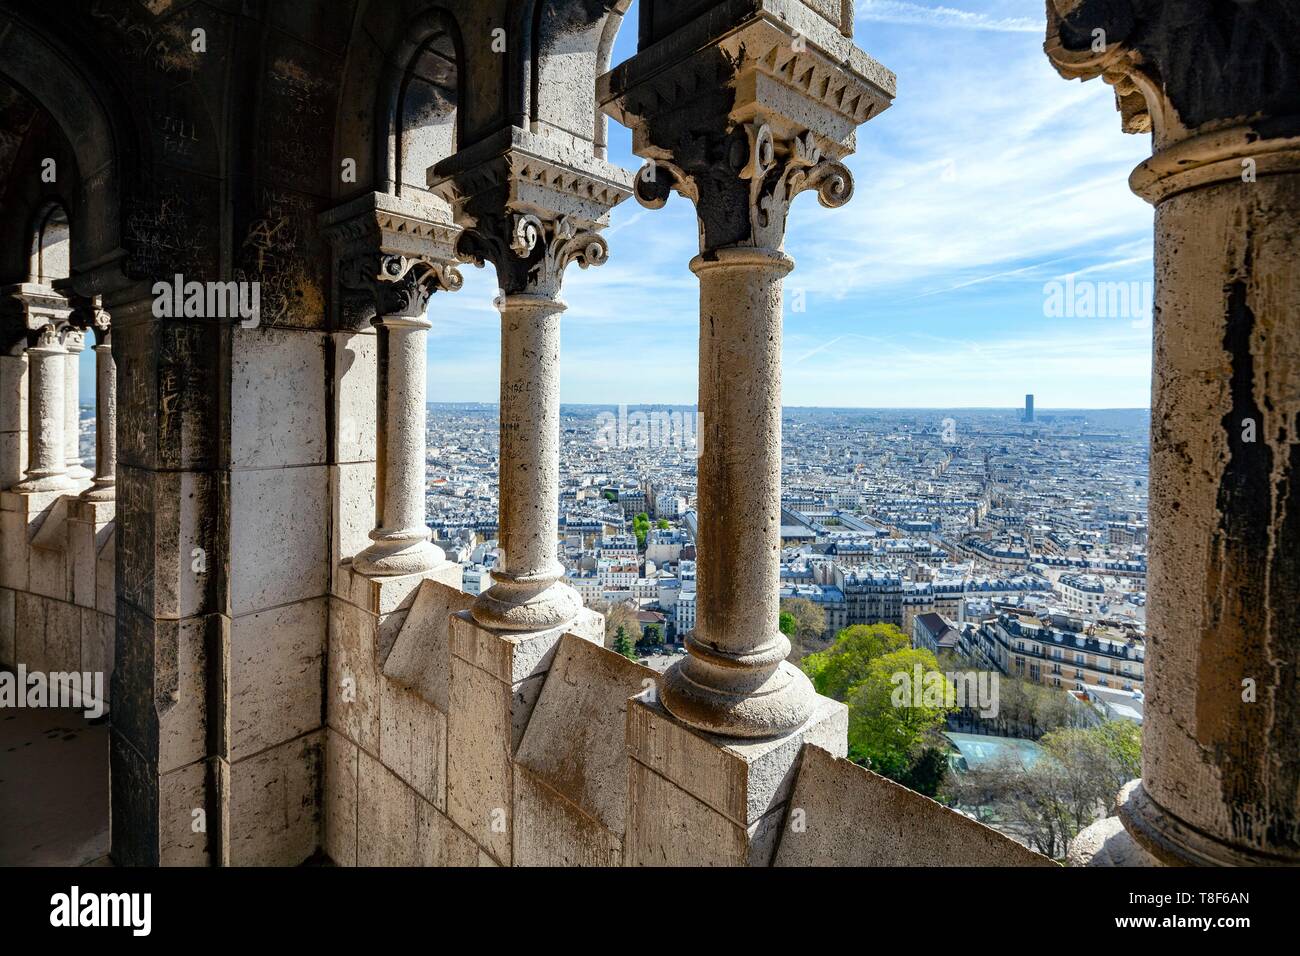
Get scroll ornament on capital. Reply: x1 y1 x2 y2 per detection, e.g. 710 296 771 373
341 253 463 319
456 212 608 297
633 123 854 250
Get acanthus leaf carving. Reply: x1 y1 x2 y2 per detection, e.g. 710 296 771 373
457 212 609 297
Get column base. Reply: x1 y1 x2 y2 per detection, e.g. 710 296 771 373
625 689 847 866
661 653 816 740
1118 779 1300 867
470 574 582 634
13 474 76 494
353 535 446 578
81 480 115 502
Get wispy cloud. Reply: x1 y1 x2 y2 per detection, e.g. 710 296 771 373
856 0 1041 33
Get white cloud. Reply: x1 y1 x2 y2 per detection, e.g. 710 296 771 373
856 0 1041 33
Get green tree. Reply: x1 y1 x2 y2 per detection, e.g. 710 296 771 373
656 518 669 530
779 597 826 656
632 512 651 549
801 623 909 702
638 623 663 652
845 647 954 778
897 744 950 799
779 611 798 639
613 625 637 661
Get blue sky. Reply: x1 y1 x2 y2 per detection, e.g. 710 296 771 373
428 0 1157 409
70 3 1156 410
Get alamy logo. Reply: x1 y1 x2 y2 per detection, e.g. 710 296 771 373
891 665 1000 718
152 273 260 328
0 665 104 719
50 886 151 936
594 405 701 457
1042 276 1152 323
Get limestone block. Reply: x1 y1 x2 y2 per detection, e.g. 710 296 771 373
447 652 512 863
30 495 69 552
230 597 326 761
625 759 766 867
324 728 359 867
0 508 28 590
327 596 382 753
379 678 447 809
383 577 473 712
330 461 376 582
627 691 847 826
80 608 114 698
516 633 657 836
773 745 1056 867
44 598 81 672
156 616 212 776
157 758 211 867
357 751 479 866
332 331 377 465
27 543 66 601
445 610 606 865
513 768 622 867
0 586 13 666
68 510 97 608
14 591 47 672
229 731 322 866
95 524 114 615
231 327 327 468
230 464 328 615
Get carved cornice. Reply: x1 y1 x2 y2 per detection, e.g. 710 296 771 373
428 128 630 297
320 192 463 322
601 2 888 253
1045 0 1300 149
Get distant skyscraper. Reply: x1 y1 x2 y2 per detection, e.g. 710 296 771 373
1025 394 1035 422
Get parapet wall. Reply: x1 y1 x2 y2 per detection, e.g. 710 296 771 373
0 487 114 713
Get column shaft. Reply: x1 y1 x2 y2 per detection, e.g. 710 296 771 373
15 331 73 493
660 247 815 738
471 293 580 632
1120 142 1300 865
82 342 116 501
353 314 443 577
63 334 90 479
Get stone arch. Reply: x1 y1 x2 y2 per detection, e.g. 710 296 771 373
335 3 469 202
28 200 70 284
0 9 136 292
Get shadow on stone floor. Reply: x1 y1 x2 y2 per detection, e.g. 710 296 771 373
0 702 110 866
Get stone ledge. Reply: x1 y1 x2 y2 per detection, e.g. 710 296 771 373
774 744 1057 867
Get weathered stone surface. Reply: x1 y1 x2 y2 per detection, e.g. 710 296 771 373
231 327 326 468
229 732 322 866
382 577 472 712
513 767 621 867
0 586 13 665
323 728 359 867
380 678 447 809
230 598 326 761
230 465 328 615
516 633 657 836
774 745 1055 867
327 596 382 754
357 751 478 866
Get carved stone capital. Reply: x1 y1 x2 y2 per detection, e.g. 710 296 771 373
454 211 609 299
428 127 631 296
600 0 892 252
67 294 112 346
320 191 463 325
1045 0 1300 148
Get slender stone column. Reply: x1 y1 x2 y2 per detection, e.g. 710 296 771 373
62 328 91 480
15 324 73 493
353 261 451 577
665 247 811 736
602 8 893 736
1046 0 1300 865
83 333 116 502
471 292 580 632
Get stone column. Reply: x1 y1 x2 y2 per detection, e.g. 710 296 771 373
14 323 73 493
604 14 892 739
472 291 580 631
62 327 91 480
352 259 452 578
1046 0 1300 866
429 134 630 863
84 316 115 502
